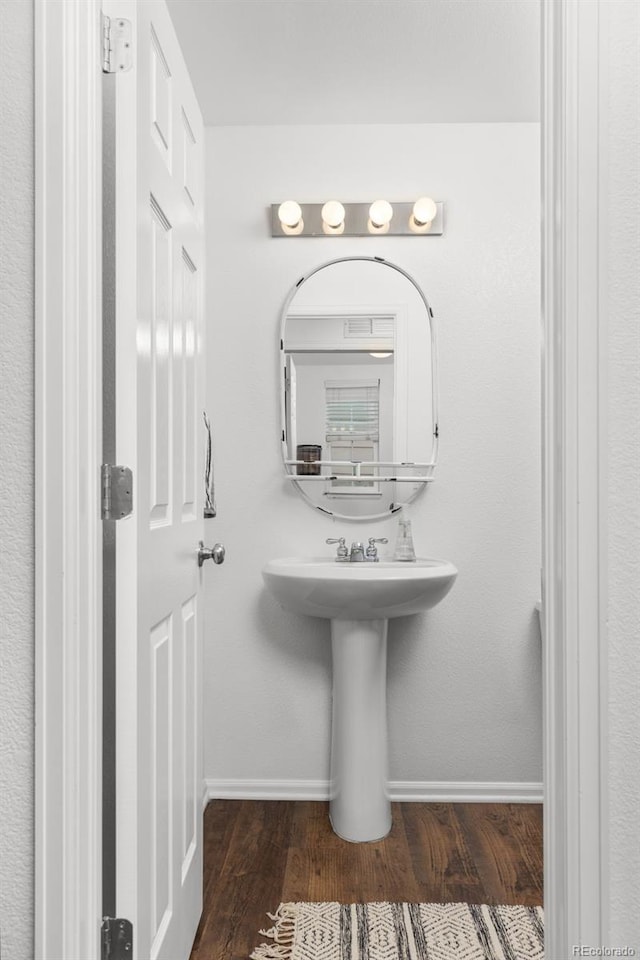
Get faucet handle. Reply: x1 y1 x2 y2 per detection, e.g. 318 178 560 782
366 537 388 561
326 537 348 560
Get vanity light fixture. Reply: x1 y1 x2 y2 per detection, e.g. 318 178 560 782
271 199 445 237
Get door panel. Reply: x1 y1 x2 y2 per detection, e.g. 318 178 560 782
149 198 173 525
105 1 205 957
181 597 198 872
179 249 199 519
150 26 172 165
149 615 172 949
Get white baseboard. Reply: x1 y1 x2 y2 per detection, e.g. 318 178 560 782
206 778 329 801
205 778 543 804
390 781 543 803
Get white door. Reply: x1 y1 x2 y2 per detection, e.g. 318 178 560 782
104 2 206 957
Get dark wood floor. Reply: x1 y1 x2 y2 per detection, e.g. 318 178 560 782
189 800 543 960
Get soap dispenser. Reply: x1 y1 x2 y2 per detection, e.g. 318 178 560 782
394 508 416 561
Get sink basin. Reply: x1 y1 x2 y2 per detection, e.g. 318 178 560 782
261 555 457 843
262 557 457 620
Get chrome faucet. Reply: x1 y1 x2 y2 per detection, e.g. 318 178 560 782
326 537 388 562
349 542 366 562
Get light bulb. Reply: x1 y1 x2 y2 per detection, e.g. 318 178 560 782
369 352 393 358
321 200 345 229
278 200 302 228
412 196 437 226
368 199 393 228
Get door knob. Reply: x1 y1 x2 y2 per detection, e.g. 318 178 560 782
198 541 225 567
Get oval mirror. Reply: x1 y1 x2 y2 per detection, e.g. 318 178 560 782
280 256 438 521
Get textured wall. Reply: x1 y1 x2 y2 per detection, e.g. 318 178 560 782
0 1 35 957
203 123 542 790
606 0 640 946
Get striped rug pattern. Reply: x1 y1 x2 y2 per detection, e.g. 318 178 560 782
250 901 544 960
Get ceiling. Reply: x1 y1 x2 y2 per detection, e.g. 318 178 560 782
166 0 540 127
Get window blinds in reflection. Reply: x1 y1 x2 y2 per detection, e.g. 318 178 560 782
325 380 380 441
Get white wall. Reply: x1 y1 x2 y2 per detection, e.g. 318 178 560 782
203 123 543 791
0 1 34 957
606 0 640 945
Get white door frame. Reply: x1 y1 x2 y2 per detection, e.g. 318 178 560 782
34 1 103 957
541 0 609 950
34 1 610 958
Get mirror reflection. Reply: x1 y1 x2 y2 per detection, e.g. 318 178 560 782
280 257 438 520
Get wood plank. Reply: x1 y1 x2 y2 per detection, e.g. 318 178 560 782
190 801 238 954
190 799 293 960
456 802 544 905
400 802 486 903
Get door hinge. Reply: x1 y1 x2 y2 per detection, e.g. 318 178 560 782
101 917 133 960
102 15 133 73
101 464 133 520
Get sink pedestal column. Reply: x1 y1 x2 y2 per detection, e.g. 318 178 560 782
329 618 391 842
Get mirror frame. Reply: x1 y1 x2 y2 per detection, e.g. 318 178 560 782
279 255 439 521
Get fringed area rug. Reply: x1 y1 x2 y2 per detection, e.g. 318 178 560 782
250 901 544 960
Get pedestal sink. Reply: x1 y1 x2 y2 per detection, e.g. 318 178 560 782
262 557 457 842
